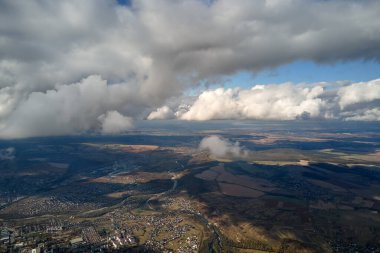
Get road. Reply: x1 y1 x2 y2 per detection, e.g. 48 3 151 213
144 174 178 210
143 160 223 252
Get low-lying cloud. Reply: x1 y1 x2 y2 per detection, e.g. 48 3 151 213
147 106 175 120
0 147 15 160
150 79 380 121
338 80 380 109
199 135 248 159
98 111 133 135
0 76 136 138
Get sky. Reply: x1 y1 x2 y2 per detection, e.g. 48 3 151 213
186 59 380 95
0 0 379 138
228 60 380 88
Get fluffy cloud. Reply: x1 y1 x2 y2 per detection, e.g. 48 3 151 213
0 0 380 137
180 84 326 120
98 111 133 134
0 76 138 138
199 135 248 159
343 108 380 121
338 79 380 109
147 106 175 120
149 79 380 121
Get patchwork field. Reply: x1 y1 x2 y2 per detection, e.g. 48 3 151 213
1 122 380 252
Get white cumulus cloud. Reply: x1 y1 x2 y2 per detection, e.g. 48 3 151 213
0 75 137 138
338 79 380 109
180 84 326 121
147 106 175 120
199 135 248 159
150 79 380 122
343 108 380 121
98 110 133 134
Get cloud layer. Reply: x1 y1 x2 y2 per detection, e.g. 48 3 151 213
150 79 380 121
0 76 137 138
0 0 380 137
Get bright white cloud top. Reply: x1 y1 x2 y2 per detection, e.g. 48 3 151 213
147 106 175 120
167 79 380 121
0 0 379 138
199 135 248 159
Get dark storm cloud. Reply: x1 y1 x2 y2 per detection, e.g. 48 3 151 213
0 0 379 138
